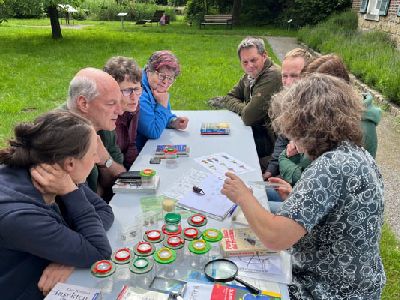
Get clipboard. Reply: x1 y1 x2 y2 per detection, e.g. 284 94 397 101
176 174 235 221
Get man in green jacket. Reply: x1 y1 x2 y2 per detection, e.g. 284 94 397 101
209 36 282 170
65 67 126 202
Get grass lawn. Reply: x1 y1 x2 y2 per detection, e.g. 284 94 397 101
0 18 399 299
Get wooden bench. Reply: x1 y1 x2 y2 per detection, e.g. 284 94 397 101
136 10 165 26
200 14 233 29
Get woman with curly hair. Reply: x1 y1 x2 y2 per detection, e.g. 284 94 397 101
222 74 385 299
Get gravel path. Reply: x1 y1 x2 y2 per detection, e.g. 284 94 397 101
266 36 400 240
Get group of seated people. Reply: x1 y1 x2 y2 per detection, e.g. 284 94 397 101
0 36 385 300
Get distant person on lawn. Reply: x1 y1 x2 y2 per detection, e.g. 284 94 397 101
0 111 114 299
104 56 142 170
65 67 126 202
208 36 282 170
136 50 189 152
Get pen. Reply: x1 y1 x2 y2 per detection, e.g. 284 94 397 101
228 204 238 217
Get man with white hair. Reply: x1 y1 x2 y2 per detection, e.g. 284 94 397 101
65 67 126 201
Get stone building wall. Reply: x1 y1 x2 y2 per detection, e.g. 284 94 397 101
352 0 400 46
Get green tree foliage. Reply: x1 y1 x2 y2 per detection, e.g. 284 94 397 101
280 0 352 27
0 0 82 38
185 0 351 27
0 0 12 23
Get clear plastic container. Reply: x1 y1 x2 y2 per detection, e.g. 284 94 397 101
164 147 178 168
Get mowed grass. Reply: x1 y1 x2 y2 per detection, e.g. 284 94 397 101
0 19 286 142
0 19 399 299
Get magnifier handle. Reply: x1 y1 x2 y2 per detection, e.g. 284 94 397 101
234 277 261 295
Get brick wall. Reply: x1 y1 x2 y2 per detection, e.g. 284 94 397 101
353 0 400 47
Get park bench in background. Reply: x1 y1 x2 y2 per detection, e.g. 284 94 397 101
136 10 165 25
200 14 233 29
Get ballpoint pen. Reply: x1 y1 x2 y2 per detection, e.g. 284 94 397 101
247 181 287 190
228 204 238 217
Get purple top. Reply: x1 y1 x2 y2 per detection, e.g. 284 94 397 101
115 108 139 170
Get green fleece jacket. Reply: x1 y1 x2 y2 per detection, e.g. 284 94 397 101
222 58 282 157
223 58 282 125
361 93 381 158
279 93 381 185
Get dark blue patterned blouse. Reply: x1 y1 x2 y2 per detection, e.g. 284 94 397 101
278 142 385 299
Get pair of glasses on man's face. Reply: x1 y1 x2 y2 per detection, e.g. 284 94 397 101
121 86 142 97
155 71 175 84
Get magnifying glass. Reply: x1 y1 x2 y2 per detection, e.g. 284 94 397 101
204 259 261 295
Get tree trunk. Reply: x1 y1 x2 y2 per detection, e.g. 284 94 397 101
232 0 241 25
47 5 62 39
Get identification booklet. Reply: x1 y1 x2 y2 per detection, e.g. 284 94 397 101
220 227 275 257
154 144 190 157
44 282 100 300
200 122 230 135
184 282 281 300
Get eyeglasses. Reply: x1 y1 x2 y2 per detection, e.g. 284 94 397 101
155 71 175 83
121 87 142 97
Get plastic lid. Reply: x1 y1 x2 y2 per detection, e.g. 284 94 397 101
164 212 181 224
93 260 112 274
202 228 223 243
191 214 205 224
140 168 156 178
153 247 176 264
163 147 178 154
167 235 183 247
188 213 208 227
115 248 131 261
188 239 211 255
133 257 149 269
146 230 161 241
184 228 199 239
137 242 152 254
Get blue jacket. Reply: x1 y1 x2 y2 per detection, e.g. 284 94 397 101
0 166 114 300
136 70 176 151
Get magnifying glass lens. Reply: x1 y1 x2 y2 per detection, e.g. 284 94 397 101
204 259 261 295
204 259 238 281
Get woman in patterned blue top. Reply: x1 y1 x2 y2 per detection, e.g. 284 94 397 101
222 74 385 299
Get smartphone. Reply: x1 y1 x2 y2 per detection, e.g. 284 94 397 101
150 157 161 164
117 171 141 183
149 276 186 296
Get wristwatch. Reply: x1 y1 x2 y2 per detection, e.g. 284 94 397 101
98 156 113 168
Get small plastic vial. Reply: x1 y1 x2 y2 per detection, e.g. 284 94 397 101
153 247 178 278
163 147 178 168
90 260 115 294
129 256 155 288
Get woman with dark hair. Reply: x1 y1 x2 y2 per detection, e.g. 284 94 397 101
136 50 189 151
104 56 142 169
222 74 385 299
0 110 114 299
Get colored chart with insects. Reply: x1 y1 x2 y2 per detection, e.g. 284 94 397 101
194 152 254 178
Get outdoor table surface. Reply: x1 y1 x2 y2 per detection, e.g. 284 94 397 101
67 110 290 299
